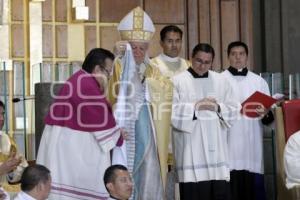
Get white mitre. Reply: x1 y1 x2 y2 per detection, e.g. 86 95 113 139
118 6 155 42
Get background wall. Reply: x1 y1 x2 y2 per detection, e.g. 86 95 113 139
9 0 257 87
253 0 300 88
252 1 300 199
187 0 253 71
7 0 300 88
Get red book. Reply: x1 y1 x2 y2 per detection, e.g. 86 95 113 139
241 91 277 118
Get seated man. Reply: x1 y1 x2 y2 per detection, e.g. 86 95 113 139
284 130 300 189
0 100 28 199
0 153 22 200
103 165 133 200
14 164 51 200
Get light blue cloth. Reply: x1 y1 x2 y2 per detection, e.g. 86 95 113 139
133 103 163 199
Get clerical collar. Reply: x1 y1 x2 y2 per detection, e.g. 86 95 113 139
227 66 248 76
188 67 208 78
160 53 180 62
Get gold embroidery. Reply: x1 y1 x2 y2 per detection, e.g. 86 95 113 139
119 31 153 41
118 7 154 41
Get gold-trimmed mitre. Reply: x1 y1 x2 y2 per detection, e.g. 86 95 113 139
118 6 155 42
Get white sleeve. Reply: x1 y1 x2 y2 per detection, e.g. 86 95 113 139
260 78 271 95
92 126 121 152
171 79 196 133
6 154 28 183
218 78 241 128
284 131 300 189
0 187 9 200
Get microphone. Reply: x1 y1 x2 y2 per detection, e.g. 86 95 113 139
12 97 35 103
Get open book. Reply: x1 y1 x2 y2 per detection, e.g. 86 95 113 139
241 91 277 118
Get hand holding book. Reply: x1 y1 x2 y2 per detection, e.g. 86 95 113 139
241 91 277 118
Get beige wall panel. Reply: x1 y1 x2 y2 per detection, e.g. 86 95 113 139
56 25 68 58
100 0 140 22
198 0 210 43
100 26 120 53
220 0 240 68
0 25 9 60
144 0 185 24
42 25 53 57
240 0 253 69
68 25 85 61
29 2 43 66
85 26 97 55
85 0 96 22
187 0 199 58
1 0 10 24
42 0 52 21
11 0 23 21
11 24 24 57
149 25 187 59
55 0 67 22
210 0 222 71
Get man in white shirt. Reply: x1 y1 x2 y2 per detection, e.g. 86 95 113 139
222 41 274 200
0 100 27 200
171 43 239 200
14 164 51 200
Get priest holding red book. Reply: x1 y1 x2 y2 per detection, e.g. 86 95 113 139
222 41 274 200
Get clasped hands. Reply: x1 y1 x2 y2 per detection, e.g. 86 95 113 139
195 97 219 112
0 152 22 176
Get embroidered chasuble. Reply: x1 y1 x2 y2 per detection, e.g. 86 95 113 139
151 53 190 189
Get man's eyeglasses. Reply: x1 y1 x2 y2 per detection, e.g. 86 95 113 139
101 68 112 77
195 59 212 65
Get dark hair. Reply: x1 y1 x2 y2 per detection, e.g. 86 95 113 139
0 100 4 109
192 43 215 60
103 165 128 191
227 41 248 56
160 25 183 41
21 164 51 192
82 48 115 73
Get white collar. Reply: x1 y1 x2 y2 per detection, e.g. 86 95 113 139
159 53 180 62
237 67 246 72
16 191 37 200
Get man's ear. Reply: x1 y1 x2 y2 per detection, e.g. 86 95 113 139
159 40 163 48
35 182 43 192
92 65 101 74
106 183 114 192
